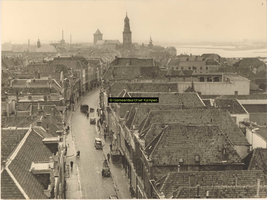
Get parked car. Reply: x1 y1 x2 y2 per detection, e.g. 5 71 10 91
95 137 103 149
80 104 89 114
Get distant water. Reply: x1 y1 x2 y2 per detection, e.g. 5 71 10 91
170 45 267 58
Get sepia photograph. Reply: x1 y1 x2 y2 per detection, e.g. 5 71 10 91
1 0 267 199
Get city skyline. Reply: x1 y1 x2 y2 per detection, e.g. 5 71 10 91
1 0 266 45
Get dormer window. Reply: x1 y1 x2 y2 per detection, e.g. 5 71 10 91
29 162 51 174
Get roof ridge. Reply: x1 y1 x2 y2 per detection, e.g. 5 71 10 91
149 125 169 158
6 125 32 167
6 167 29 199
161 172 171 193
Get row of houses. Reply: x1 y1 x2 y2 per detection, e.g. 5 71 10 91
1 55 109 199
102 57 250 96
99 58 267 198
1 104 67 199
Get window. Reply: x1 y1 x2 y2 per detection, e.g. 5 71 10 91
206 67 208 70
207 77 212 82
183 78 185 82
200 77 204 82
193 66 197 70
176 67 179 70
200 67 202 70
214 77 220 82
188 67 191 70
235 91 238 95
181 67 184 70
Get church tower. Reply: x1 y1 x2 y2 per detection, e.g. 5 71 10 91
123 13 132 50
94 29 103 44
37 38 41 48
148 36 153 49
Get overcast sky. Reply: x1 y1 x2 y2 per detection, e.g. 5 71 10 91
1 0 266 45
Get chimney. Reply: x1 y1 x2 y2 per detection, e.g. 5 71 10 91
62 30 64 40
46 124 49 131
196 184 200 198
206 191 209 198
256 179 260 197
177 165 180 172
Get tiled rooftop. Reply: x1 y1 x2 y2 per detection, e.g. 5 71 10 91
110 57 155 66
32 115 63 137
138 109 249 146
1 169 24 199
248 148 267 174
2 116 39 128
108 82 178 97
174 185 267 198
200 93 267 100
156 170 267 197
103 66 165 81
250 113 267 126
31 104 62 116
234 58 266 69
1 129 28 163
206 58 220 65
6 87 58 94
144 124 242 166
127 92 205 107
214 98 247 114
8 129 53 199
125 104 203 130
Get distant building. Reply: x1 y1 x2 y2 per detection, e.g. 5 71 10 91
37 39 41 48
94 29 103 44
123 13 132 50
60 30 65 45
148 37 153 49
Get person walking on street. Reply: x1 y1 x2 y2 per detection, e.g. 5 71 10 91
70 161 74 170
107 153 110 162
104 133 106 140
110 143 112 152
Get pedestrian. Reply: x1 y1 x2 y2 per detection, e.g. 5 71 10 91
70 161 74 170
104 133 106 140
110 143 112 151
107 153 110 162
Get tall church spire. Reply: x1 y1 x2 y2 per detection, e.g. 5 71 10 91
123 12 132 50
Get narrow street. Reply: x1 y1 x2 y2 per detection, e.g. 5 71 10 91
71 88 115 199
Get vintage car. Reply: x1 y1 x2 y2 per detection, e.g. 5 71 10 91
80 104 89 114
102 159 111 177
95 137 103 149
